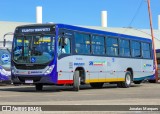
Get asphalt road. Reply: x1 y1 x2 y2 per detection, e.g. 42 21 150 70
0 83 160 113
0 82 160 105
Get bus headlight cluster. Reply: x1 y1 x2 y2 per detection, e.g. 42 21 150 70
0 69 8 76
44 65 54 75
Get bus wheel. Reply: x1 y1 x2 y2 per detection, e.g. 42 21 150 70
35 84 43 91
73 71 80 91
90 83 104 88
134 81 142 84
121 72 132 88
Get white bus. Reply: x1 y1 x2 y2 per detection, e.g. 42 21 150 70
11 24 154 91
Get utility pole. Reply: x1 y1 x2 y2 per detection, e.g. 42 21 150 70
147 0 158 82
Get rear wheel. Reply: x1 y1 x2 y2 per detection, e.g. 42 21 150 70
118 72 132 88
35 84 43 91
73 71 80 91
90 83 104 88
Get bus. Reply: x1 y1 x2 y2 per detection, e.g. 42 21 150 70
11 24 154 91
0 46 11 84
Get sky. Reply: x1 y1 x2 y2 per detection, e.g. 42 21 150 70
0 0 160 29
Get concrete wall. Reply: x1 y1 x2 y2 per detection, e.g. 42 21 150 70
0 21 32 42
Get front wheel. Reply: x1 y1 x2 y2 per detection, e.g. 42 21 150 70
118 72 132 88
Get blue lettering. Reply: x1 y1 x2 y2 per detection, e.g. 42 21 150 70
89 61 93 65
74 63 85 66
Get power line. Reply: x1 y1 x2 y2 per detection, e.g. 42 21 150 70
127 0 144 28
121 0 145 34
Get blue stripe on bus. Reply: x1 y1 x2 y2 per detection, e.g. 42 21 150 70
133 75 154 81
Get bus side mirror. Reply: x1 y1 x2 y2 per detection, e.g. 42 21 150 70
3 39 6 47
3 32 14 47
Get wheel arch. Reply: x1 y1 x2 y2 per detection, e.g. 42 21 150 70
75 67 86 83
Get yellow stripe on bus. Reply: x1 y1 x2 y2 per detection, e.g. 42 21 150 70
85 78 125 83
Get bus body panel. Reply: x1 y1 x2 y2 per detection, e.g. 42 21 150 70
57 55 154 84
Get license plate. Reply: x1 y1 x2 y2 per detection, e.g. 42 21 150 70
25 80 33 83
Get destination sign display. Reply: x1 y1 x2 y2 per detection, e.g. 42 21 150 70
17 26 55 33
21 28 51 33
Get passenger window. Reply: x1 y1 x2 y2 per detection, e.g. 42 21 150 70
119 39 130 57
92 35 105 55
58 36 71 55
142 42 151 59
75 33 91 54
106 37 118 56
63 38 71 54
131 41 141 57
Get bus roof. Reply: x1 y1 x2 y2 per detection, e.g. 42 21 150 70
16 23 152 43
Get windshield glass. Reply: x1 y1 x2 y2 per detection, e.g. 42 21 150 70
0 49 11 70
13 35 55 64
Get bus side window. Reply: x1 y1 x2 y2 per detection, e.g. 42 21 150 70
75 33 91 54
63 38 70 54
106 37 119 56
131 41 141 58
58 37 71 54
142 42 151 59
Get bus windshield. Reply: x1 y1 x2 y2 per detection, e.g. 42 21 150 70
13 35 55 64
0 48 11 71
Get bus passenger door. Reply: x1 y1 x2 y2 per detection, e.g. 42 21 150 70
57 30 73 82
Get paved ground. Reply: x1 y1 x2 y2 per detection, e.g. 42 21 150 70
0 82 160 113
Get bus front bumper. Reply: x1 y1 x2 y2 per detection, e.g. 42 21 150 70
12 75 56 85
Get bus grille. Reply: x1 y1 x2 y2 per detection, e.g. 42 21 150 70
15 65 46 70
18 76 41 82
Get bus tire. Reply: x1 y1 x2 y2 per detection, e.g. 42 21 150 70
134 81 142 84
121 71 132 88
35 84 43 91
73 71 80 91
90 83 104 88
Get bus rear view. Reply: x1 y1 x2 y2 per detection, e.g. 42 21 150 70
11 25 56 90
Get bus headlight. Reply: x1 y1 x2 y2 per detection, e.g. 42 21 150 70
44 65 54 75
0 69 8 76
